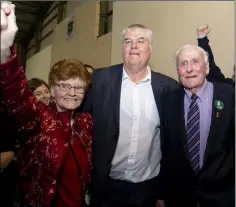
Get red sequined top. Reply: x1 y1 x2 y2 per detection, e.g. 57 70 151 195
0 49 92 207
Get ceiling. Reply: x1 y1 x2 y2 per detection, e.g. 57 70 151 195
13 1 54 45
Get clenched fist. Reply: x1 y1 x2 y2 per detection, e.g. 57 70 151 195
196 24 211 38
1 1 18 63
0 151 14 171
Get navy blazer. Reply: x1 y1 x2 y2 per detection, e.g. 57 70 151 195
82 63 179 205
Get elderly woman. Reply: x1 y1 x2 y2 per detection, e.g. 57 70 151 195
27 78 51 105
1 3 92 207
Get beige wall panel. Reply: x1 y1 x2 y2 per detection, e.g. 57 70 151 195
51 2 112 69
25 44 52 83
111 1 234 80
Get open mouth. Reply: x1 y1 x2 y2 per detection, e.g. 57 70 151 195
40 98 49 104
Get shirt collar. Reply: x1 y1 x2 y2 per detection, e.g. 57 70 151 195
184 79 209 102
122 66 151 83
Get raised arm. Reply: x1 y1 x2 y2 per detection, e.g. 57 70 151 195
196 24 226 82
0 3 42 135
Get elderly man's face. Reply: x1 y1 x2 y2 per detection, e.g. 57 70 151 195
177 47 208 93
122 27 152 72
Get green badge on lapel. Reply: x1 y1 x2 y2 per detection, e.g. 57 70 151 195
215 100 224 110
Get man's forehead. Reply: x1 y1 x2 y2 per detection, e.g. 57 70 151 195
124 28 148 39
178 48 203 60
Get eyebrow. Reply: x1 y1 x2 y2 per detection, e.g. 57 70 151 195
124 37 146 41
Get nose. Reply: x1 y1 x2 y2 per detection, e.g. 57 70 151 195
186 64 193 73
131 41 138 48
69 87 76 95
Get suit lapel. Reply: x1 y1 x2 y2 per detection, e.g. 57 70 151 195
203 83 225 165
151 71 164 115
110 64 123 127
176 89 191 160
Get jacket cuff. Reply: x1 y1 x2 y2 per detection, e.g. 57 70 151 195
197 36 209 45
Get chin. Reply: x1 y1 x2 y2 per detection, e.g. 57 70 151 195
65 103 82 110
44 100 50 106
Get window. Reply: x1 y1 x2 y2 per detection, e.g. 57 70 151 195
97 1 113 37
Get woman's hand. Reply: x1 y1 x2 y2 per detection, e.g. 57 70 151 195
0 151 14 171
1 1 18 63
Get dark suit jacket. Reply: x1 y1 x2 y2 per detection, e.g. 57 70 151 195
159 82 235 207
82 63 179 205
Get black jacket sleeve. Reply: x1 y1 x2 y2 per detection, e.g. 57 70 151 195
198 37 226 83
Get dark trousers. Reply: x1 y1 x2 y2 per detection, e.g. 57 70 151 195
102 176 157 207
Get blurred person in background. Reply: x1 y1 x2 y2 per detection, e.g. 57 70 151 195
84 64 94 75
27 78 51 105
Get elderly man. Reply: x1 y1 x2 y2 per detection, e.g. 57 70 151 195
159 44 235 207
83 24 179 207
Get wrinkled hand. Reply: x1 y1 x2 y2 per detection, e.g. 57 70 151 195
196 24 211 38
156 200 165 207
1 1 18 63
0 151 14 171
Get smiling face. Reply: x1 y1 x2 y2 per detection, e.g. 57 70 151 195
51 78 85 112
33 84 51 105
176 45 209 93
122 27 152 73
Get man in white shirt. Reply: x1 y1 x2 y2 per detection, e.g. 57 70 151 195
83 24 179 207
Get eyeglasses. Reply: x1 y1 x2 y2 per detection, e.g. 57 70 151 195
55 83 85 94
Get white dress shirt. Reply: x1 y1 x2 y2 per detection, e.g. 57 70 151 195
109 67 161 183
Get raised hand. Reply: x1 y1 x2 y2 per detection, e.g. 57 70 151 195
196 24 211 38
1 1 18 63
0 151 14 171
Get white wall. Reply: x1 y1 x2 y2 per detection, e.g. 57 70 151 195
25 44 52 82
111 1 235 80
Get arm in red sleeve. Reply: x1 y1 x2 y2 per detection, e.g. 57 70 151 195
0 46 41 134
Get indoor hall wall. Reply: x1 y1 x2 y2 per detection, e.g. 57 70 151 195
25 1 95 60
25 44 52 83
26 2 58 60
51 2 112 69
111 1 234 80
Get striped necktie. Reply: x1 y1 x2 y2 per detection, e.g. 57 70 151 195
186 94 200 172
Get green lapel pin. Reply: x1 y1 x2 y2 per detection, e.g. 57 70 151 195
215 100 224 110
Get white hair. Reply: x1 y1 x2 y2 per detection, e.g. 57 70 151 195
175 44 209 72
121 24 153 45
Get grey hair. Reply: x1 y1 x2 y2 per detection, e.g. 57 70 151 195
122 24 153 45
175 44 209 72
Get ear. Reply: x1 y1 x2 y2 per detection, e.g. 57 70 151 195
149 44 152 53
205 65 209 75
205 58 210 75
